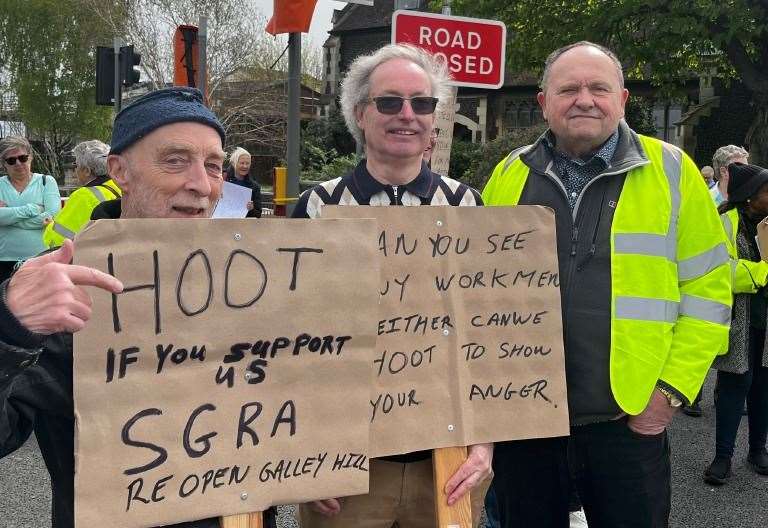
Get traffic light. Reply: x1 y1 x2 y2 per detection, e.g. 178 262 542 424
95 46 116 106
119 45 141 88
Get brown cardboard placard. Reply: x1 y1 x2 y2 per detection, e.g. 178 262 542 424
757 218 768 261
324 206 569 457
73 218 379 528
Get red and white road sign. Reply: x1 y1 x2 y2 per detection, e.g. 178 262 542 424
392 10 506 89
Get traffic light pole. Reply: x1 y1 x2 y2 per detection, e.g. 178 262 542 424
286 32 301 216
113 37 123 113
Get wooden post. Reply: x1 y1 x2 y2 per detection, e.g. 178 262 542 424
220 512 264 528
433 446 472 528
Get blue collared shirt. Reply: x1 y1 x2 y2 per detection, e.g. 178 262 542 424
544 130 619 210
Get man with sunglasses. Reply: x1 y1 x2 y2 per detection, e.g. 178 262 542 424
482 41 731 527
0 136 61 282
293 44 490 528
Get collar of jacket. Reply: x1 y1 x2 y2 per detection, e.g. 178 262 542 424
350 158 435 201
90 198 122 220
520 120 650 176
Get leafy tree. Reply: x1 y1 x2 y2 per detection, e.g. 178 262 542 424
0 0 114 178
624 96 658 137
449 0 768 163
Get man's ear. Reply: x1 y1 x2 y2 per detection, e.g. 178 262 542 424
107 154 130 192
536 92 548 121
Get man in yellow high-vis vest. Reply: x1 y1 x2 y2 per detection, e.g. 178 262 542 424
43 140 122 248
483 41 731 528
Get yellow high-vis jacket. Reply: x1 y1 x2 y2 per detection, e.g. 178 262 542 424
43 178 121 248
482 125 732 414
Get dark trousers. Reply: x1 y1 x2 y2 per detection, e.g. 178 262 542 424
714 325 768 458
492 417 671 528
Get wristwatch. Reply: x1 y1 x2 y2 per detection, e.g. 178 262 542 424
657 386 683 408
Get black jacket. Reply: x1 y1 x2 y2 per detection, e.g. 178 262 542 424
0 200 274 528
225 166 262 218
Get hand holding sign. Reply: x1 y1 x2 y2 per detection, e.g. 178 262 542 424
444 442 493 506
6 239 124 334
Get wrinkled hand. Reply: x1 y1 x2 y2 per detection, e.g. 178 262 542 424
308 498 341 517
246 201 254 211
627 388 678 435
445 443 493 506
6 239 124 334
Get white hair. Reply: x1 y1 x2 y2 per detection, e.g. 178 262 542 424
72 140 110 177
712 145 749 180
340 44 451 146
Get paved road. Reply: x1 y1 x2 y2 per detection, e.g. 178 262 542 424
1 372 767 527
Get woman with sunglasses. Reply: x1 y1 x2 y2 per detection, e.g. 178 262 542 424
0 136 61 282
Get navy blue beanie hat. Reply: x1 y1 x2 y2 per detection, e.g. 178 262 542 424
109 87 225 154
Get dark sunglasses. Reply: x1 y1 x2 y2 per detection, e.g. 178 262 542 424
3 154 29 165
367 96 439 115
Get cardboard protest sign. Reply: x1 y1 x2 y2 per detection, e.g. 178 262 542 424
758 218 768 260
73 218 379 528
324 206 569 457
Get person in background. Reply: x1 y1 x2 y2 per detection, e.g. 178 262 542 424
225 146 261 218
0 136 60 282
43 140 121 247
711 145 749 205
704 162 768 485
702 165 715 187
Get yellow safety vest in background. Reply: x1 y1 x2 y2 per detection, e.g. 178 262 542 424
482 134 732 414
43 179 122 248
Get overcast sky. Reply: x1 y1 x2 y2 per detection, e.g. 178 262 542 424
254 0 348 49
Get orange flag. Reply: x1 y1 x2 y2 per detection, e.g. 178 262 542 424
266 0 319 35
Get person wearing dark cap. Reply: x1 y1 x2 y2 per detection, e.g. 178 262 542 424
0 87 255 528
704 162 768 485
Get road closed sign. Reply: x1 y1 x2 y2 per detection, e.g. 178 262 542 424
392 10 506 89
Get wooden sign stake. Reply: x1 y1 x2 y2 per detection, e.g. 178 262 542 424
220 512 264 528
433 446 472 528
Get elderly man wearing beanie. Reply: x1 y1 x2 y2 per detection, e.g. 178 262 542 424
705 162 768 485
0 88 235 528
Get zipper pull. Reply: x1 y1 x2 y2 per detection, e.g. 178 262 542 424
392 185 399 205
570 226 579 257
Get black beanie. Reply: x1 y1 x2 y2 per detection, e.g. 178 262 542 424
109 87 225 154
727 162 768 203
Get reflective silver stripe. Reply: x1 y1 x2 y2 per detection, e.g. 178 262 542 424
88 186 107 203
613 144 682 263
680 294 731 325
731 260 738 283
52 222 77 240
502 145 532 172
614 233 669 258
722 213 733 242
678 243 729 281
615 296 678 323
661 143 682 262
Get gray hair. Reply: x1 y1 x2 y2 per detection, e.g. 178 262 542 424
712 145 749 180
229 147 250 167
540 41 624 91
0 135 32 161
72 140 110 177
340 44 451 146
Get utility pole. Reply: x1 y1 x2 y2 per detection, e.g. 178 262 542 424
286 32 301 216
113 37 123 113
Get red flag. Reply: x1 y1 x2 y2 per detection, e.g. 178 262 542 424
266 0 319 36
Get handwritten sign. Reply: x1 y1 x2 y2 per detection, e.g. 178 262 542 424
73 219 379 528
324 206 569 457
